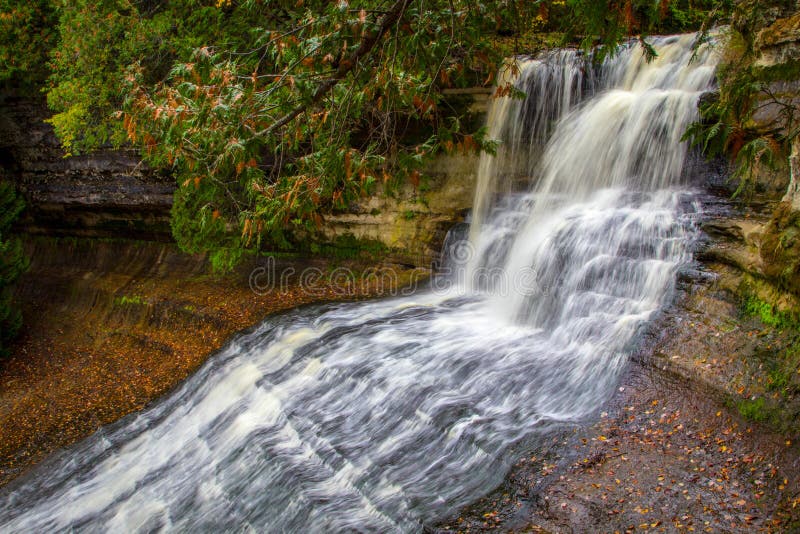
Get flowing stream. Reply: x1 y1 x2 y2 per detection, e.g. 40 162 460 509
0 34 718 532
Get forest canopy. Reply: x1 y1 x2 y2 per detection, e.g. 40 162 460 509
0 0 726 269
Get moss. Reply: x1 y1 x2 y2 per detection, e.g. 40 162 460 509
736 397 770 423
305 234 389 261
770 343 800 396
114 295 145 306
740 292 800 329
761 203 800 297
753 60 800 84
259 250 303 260
766 365 790 392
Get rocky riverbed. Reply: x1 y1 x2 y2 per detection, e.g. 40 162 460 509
433 309 800 533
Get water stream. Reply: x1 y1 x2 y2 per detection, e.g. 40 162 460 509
0 34 718 532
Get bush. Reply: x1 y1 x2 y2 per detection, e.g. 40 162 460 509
0 181 28 356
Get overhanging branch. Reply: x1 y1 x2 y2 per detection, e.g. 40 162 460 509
262 0 410 138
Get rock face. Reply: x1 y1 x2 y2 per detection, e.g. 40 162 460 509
322 153 479 268
785 136 800 210
729 7 800 304
757 10 800 66
0 94 174 240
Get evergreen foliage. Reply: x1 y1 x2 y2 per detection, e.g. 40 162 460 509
0 0 57 86
0 181 28 356
0 0 726 269
684 1 799 197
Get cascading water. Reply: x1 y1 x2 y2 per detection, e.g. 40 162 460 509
469 48 597 240
0 34 717 532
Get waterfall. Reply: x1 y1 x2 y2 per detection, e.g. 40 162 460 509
0 35 717 532
469 49 597 240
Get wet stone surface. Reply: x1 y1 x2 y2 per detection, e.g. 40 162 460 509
433 362 800 533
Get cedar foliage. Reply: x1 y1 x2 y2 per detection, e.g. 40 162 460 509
0 181 28 357
0 0 726 269
684 0 799 197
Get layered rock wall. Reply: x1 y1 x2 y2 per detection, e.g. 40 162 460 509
0 94 174 240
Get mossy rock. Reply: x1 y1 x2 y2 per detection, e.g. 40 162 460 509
760 202 800 297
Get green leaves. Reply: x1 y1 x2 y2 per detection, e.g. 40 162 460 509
26 0 724 270
116 1 510 266
0 0 57 85
0 181 28 356
44 0 266 154
685 21 799 200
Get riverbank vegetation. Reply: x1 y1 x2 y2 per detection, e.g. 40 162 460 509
685 0 799 198
0 182 27 357
0 0 724 270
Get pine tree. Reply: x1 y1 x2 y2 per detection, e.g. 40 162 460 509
0 181 28 357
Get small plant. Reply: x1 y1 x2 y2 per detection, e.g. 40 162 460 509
736 397 768 422
766 366 789 393
114 295 145 306
740 293 799 330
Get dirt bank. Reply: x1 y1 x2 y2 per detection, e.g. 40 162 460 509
0 237 425 486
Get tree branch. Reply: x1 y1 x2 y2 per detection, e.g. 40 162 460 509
261 0 410 138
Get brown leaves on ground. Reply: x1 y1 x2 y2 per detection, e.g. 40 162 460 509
435 371 800 533
0 245 417 487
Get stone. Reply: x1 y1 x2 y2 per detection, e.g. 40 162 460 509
320 153 479 268
756 11 800 66
0 93 174 240
784 136 800 210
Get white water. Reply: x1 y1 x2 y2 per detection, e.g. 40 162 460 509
0 35 717 532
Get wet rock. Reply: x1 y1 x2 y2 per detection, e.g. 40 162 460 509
757 11 800 66
676 266 718 288
0 93 173 241
702 220 746 241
